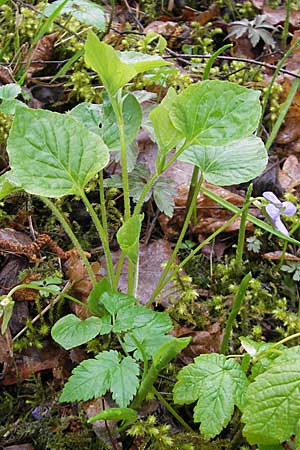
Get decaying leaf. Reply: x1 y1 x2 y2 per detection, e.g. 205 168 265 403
172 322 223 361
263 6 300 28
275 78 300 145
0 66 14 84
64 253 101 318
25 32 59 80
100 239 177 306
278 155 300 191
2 342 66 385
0 327 13 376
263 251 300 261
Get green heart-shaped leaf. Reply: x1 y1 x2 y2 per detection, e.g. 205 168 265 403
51 314 102 350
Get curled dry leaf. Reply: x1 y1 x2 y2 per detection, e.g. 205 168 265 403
263 251 300 261
172 322 223 361
278 155 300 191
144 20 181 38
64 253 101 318
25 32 59 80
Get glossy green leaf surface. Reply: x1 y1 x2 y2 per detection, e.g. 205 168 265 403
118 50 169 73
123 312 173 360
242 352 300 445
88 407 137 423
60 350 139 407
117 214 143 264
153 337 191 371
7 107 109 197
0 83 21 99
45 0 106 30
69 102 102 136
179 136 267 185
169 80 261 144
51 314 102 350
0 171 21 200
85 31 137 95
173 353 249 439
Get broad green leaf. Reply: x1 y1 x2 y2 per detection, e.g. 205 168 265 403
0 83 21 99
152 178 176 217
101 291 136 316
44 0 106 30
153 337 191 371
242 358 300 445
69 102 102 136
179 136 267 186
118 50 169 72
51 314 102 350
0 171 21 200
123 312 173 360
149 87 183 171
110 356 139 407
113 305 155 333
7 107 109 197
88 407 137 423
173 353 249 439
117 214 143 264
0 98 27 115
85 31 137 95
60 350 118 402
169 80 261 144
60 350 140 407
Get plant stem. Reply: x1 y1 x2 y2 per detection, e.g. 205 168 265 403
266 75 300 151
147 173 204 307
220 272 252 354
80 190 116 288
99 170 109 239
258 37 300 133
235 184 253 272
202 43 233 81
41 197 96 285
7 283 85 307
152 387 194 432
110 95 131 221
160 212 241 293
282 0 292 51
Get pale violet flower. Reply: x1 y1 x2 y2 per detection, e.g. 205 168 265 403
263 191 296 236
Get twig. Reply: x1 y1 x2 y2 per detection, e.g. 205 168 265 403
12 281 72 342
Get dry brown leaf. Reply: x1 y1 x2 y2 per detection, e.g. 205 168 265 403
172 322 223 361
275 78 300 144
263 251 300 261
0 65 14 84
0 327 13 376
263 6 300 27
285 31 300 73
64 253 101 318
100 239 177 306
3 445 36 450
25 32 58 80
278 155 300 191
144 20 181 37
2 342 66 385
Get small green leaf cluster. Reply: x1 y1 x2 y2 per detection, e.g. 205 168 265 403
173 339 300 447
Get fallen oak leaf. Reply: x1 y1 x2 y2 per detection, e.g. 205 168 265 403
25 32 59 80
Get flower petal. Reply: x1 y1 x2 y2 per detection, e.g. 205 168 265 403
281 201 297 216
274 216 289 236
263 191 281 204
266 203 280 221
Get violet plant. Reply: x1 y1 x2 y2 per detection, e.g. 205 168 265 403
0 31 300 447
263 191 297 236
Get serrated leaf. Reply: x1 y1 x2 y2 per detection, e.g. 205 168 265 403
69 102 102 136
113 305 155 333
123 312 173 359
44 0 106 30
179 136 267 186
110 356 139 407
7 108 109 197
88 407 137 423
85 31 137 95
0 83 21 99
242 358 300 445
51 314 102 350
152 178 176 217
60 350 119 402
153 337 191 371
101 291 136 316
169 80 261 145
117 214 143 264
149 87 183 171
173 353 249 439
